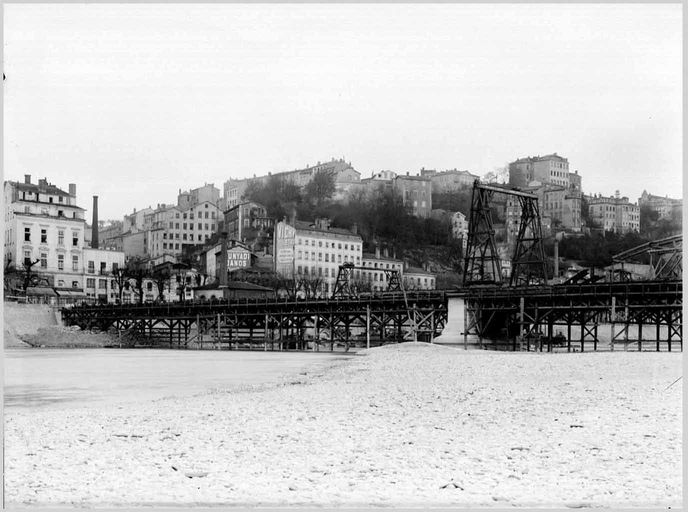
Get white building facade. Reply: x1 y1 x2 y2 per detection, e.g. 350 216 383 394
274 218 363 297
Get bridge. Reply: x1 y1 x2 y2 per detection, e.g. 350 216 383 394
61 291 448 350
61 181 682 352
461 180 682 351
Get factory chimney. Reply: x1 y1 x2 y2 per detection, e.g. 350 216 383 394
91 196 99 249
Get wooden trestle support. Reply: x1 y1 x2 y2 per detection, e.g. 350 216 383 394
61 292 449 350
463 280 682 351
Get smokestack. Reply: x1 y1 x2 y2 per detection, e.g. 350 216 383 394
554 239 559 279
24 174 31 184
68 184 76 196
92 196 99 249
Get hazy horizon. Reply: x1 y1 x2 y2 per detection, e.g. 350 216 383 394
4 3 682 220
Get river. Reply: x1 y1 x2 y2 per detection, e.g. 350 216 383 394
4 349 351 411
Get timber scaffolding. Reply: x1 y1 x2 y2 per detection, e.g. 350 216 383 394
462 280 683 352
60 292 449 350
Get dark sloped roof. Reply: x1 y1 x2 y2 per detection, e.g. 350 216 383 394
14 182 71 196
293 220 360 238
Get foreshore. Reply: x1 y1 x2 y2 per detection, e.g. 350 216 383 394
5 342 682 507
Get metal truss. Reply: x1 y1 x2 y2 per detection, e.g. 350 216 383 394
463 180 546 287
612 234 682 280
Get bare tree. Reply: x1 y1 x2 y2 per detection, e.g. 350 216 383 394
298 275 324 299
152 268 170 302
276 276 299 299
111 267 130 304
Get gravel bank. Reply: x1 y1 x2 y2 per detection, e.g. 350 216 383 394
5 343 682 507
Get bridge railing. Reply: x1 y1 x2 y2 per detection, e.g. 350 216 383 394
61 289 448 315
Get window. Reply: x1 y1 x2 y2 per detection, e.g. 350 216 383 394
72 232 78 246
24 250 31 267
100 262 106 274
205 212 209 219
183 213 187 219
86 278 96 288
49 197 53 203
183 223 187 230
72 281 79 288
58 254 64 270
40 253 47 268
183 234 187 240
112 262 119 272
40 229 47 243
175 223 180 229
58 280 64 287
211 212 215 219
88 261 95 274
72 255 79 271
198 223 202 230
59 196 63 203
147 282 153 291
24 227 31 241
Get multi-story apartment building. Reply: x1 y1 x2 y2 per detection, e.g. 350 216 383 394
509 153 573 189
587 192 640 233
360 248 404 293
224 201 273 245
122 184 223 263
4 175 86 292
393 174 432 218
451 211 469 251
274 218 363 297
4 175 125 302
638 190 682 220
403 266 436 290
177 183 220 210
421 168 480 192
82 247 125 303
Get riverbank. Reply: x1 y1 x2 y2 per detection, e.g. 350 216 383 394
5 342 681 507
4 302 118 348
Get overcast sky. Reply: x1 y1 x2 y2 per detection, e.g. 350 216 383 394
3 3 683 221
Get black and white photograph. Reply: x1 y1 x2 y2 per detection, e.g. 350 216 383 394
2 2 683 508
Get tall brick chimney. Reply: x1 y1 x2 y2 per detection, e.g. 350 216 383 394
91 196 99 249
24 174 31 184
68 184 76 196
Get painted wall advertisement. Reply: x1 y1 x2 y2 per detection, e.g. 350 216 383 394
227 248 251 269
275 221 295 277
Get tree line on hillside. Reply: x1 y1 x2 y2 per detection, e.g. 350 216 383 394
243 172 462 259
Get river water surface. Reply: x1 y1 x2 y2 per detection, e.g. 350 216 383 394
4 349 351 410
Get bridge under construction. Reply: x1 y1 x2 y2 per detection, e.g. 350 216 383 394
61 180 682 352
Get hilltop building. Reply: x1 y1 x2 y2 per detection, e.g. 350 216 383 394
223 158 361 209
421 168 480 192
508 153 576 189
587 191 640 234
638 190 682 220
223 201 274 249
